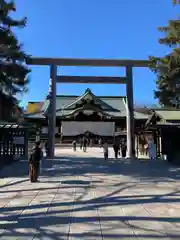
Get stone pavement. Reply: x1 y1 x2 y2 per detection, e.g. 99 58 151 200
0 147 180 239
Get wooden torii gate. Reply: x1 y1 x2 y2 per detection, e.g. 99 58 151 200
27 57 150 158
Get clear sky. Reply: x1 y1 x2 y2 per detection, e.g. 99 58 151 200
13 0 179 107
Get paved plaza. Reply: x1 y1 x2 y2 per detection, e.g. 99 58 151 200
0 147 180 239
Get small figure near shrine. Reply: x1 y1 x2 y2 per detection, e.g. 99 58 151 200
72 140 77 151
103 140 109 160
44 140 48 156
90 139 93 148
80 138 83 150
28 141 43 182
113 141 120 159
148 139 156 160
83 137 88 152
121 139 127 158
99 138 102 148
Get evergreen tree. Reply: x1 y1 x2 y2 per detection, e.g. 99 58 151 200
0 0 30 96
172 0 180 5
149 2 180 107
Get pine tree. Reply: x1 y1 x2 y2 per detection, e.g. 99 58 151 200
0 0 30 96
172 0 180 5
149 2 180 107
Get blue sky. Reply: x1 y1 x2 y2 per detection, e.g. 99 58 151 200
14 0 178 107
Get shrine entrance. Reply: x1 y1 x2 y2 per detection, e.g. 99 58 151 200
27 57 149 158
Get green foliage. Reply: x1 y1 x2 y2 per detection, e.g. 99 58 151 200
149 2 180 107
172 0 180 5
0 0 31 96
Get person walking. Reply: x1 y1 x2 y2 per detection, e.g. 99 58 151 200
113 141 120 159
83 137 88 152
28 141 43 182
103 140 109 160
121 140 127 158
72 140 77 151
148 139 156 160
99 138 102 148
80 138 83 150
90 139 93 148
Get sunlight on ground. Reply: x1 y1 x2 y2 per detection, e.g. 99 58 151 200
0 147 179 239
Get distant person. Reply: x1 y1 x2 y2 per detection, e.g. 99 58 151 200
87 138 90 147
44 140 48 156
148 139 156 160
29 141 43 182
90 139 93 148
83 138 88 152
72 140 77 151
103 140 109 160
145 143 148 156
80 138 83 150
113 142 120 159
121 140 127 158
99 138 102 148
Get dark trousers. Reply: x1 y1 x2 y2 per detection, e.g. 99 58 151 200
114 150 118 158
122 148 126 157
83 145 87 152
45 147 48 156
104 151 108 160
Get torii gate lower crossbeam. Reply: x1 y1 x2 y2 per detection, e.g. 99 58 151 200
27 57 150 159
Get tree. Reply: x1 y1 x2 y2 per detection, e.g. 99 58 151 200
172 0 180 5
0 0 30 96
149 2 180 107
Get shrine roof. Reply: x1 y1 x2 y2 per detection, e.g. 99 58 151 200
152 109 180 121
24 89 149 120
23 112 45 119
54 109 148 119
43 93 126 113
145 108 180 129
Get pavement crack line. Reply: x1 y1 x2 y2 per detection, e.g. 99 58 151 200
0 190 23 209
67 185 77 240
32 184 62 240
1 189 41 238
67 174 94 239
90 174 104 240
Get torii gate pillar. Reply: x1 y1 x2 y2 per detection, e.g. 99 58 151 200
126 65 135 158
48 65 57 158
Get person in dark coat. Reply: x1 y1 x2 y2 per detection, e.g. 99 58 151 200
121 140 127 158
80 138 83 150
113 142 120 159
29 141 43 182
83 138 88 152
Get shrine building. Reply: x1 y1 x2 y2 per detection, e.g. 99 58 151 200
24 88 149 141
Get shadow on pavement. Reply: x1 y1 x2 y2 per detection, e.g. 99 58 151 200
0 185 180 239
42 155 180 183
1 154 180 183
0 154 180 238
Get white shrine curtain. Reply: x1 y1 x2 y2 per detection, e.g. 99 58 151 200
61 121 115 136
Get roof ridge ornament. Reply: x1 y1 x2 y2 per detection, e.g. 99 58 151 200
85 88 92 93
